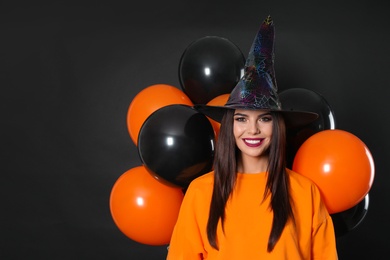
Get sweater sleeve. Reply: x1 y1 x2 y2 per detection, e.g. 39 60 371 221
311 184 339 260
166 182 206 260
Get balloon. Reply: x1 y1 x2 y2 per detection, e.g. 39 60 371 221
179 36 245 104
138 104 215 188
127 84 193 145
331 194 369 237
279 88 336 168
292 129 375 214
110 166 184 245
206 93 230 141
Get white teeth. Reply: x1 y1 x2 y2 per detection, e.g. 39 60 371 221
245 139 260 144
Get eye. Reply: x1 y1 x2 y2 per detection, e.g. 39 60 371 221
259 116 272 122
234 117 247 122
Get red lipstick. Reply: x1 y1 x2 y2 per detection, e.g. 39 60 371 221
243 138 264 147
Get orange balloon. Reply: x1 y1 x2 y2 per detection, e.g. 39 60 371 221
292 129 375 214
110 166 184 245
206 93 229 141
127 84 193 145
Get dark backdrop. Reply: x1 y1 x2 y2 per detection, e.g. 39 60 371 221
1 1 389 259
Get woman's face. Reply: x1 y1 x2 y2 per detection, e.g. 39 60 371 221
233 109 273 159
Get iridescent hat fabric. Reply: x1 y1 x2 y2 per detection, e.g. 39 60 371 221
195 15 318 128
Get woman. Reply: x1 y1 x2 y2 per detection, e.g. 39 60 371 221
167 16 338 259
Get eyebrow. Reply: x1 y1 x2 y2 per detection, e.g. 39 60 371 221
234 112 272 117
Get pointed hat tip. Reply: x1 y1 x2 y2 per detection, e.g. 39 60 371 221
264 15 273 25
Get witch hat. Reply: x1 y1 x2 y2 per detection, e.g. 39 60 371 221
195 15 318 128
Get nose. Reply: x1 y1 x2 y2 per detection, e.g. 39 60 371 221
248 121 260 134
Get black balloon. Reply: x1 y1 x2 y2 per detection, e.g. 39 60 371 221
331 194 369 237
138 104 215 188
179 36 245 104
279 88 336 168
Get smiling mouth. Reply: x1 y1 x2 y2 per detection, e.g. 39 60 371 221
243 138 264 147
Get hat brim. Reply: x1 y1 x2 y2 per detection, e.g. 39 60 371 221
194 104 319 129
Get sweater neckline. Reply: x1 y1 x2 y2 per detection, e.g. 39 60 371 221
237 172 266 176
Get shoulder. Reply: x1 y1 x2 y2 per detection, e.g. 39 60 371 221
180 172 214 210
287 169 334 233
184 171 214 196
287 168 322 199
188 171 214 187
287 168 316 188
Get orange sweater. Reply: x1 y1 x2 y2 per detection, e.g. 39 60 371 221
167 170 338 259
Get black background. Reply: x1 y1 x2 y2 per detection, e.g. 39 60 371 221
1 1 389 259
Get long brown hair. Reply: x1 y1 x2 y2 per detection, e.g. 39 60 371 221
206 109 293 252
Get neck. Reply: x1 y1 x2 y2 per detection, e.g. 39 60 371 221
237 154 268 174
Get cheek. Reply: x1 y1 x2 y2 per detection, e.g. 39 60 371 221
233 125 243 138
264 125 273 136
